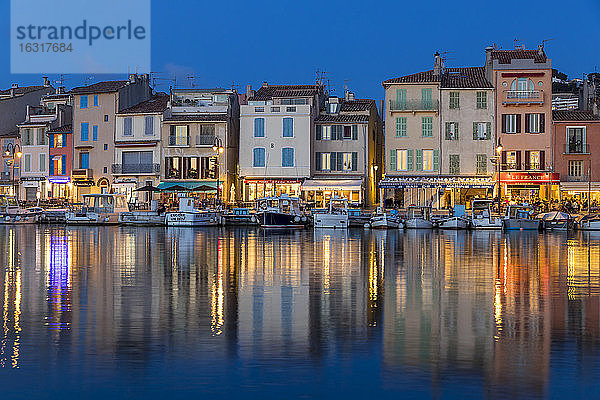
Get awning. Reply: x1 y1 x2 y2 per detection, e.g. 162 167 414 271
157 181 217 192
379 176 494 189
301 179 363 191
560 182 600 192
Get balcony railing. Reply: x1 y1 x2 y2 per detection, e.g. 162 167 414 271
565 143 590 154
112 163 160 175
567 174 590 182
389 99 439 111
168 135 190 146
72 168 93 179
196 135 216 146
503 90 544 104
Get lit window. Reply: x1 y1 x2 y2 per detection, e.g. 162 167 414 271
423 150 434 171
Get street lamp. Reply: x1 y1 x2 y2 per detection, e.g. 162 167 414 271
212 137 224 206
4 143 22 201
496 138 503 210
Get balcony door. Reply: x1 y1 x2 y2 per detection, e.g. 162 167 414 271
567 127 585 153
122 151 154 174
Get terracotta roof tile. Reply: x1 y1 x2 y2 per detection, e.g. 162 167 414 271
491 49 547 64
70 80 129 94
553 110 600 121
118 94 169 114
249 84 322 101
47 124 72 134
164 114 227 122
315 114 369 123
383 67 492 88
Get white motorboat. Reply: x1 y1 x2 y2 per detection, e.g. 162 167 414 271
470 199 503 229
0 195 40 224
165 196 223 227
405 206 434 229
537 211 575 231
119 200 166 226
438 205 469 229
66 194 129 225
255 195 307 228
370 207 403 229
577 214 600 230
313 196 349 229
503 205 540 231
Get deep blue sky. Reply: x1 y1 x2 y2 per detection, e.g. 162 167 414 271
1 0 599 100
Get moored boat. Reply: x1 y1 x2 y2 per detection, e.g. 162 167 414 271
405 206 434 229
66 194 129 225
470 199 503 229
577 213 600 230
313 196 349 229
369 207 403 229
255 195 307 228
503 205 540 230
223 208 257 226
537 211 575 231
438 205 469 229
0 195 41 224
165 196 223 227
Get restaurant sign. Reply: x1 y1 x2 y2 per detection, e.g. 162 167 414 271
499 172 560 185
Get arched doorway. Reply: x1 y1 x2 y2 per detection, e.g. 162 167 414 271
98 178 110 194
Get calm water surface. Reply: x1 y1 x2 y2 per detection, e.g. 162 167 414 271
0 226 599 399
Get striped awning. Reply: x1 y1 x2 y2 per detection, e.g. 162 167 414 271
157 181 217 192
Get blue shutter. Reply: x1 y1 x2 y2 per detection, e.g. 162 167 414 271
337 152 343 170
92 125 98 141
49 157 54 175
352 152 357 171
61 155 66 175
283 118 293 137
316 125 322 140
93 95 99 106
81 123 89 141
62 134 67 147
315 152 321 171
330 152 337 171
49 134 54 148
352 125 358 140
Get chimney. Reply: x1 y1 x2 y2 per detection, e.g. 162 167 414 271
538 44 544 55
262 81 268 88
129 74 137 83
42 76 50 87
433 52 444 76
246 84 254 98
344 90 355 101
484 46 494 82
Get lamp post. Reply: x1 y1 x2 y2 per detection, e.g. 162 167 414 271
372 165 379 206
212 137 224 206
4 143 22 201
496 139 503 211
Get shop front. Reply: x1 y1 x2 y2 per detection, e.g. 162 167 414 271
498 172 560 202
48 176 72 201
379 176 495 208
20 176 48 202
559 181 600 203
300 179 364 207
242 179 303 203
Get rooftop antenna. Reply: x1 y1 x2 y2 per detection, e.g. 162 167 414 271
541 38 554 49
84 75 95 86
231 81 240 91
513 38 523 49
186 75 199 88
150 71 176 91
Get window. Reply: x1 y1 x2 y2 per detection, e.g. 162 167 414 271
255 107 264 112
142 116 154 135
476 154 487 175
165 157 182 179
23 154 31 172
286 107 296 112
253 148 265 167
37 128 47 145
422 150 435 171
511 78 535 92
331 125 343 140
170 125 188 146
282 118 293 137
80 96 88 109
421 117 433 137
567 127 586 153
92 125 98 141
321 126 331 140
445 122 458 140
282 147 294 167
395 89 407 109
502 114 519 134
281 98 307 105
341 153 353 171
396 117 407 137
39 154 46 172
449 155 460 174
103 167 107 174
271 107 280 112
343 126 352 139
104 115 109 122
473 122 491 140
318 152 331 171
53 133 63 148
104 144 108 151
80 152 89 169
421 88 432 109
328 103 340 114
449 92 460 109
80 122 89 141
525 113 544 133
121 151 154 174
93 95 99 106
506 151 518 170
183 157 200 179
394 149 412 171
123 117 133 136
525 150 544 170
22 129 34 145
254 118 265 137
476 92 487 109
569 160 583 177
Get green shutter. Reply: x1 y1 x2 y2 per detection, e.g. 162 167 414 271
316 125 322 140
486 122 492 139
416 150 423 171
433 150 439 171
473 122 478 140
352 125 358 140
390 149 397 171
330 152 337 171
445 122 450 140
407 149 413 171
316 152 321 171
455 122 459 139
352 152 357 171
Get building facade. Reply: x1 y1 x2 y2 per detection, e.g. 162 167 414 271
160 88 240 203
113 94 169 201
487 45 558 201
70 75 152 199
239 83 324 202
552 110 600 202
306 91 383 206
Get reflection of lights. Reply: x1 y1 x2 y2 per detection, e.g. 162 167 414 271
323 236 330 293
211 239 224 335
46 233 71 331
1 229 21 368
494 278 503 341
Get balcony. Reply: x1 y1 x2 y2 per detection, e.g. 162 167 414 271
196 135 216 146
567 174 590 182
565 143 590 154
389 99 439 112
72 168 93 179
168 135 190 146
0 172 13 182
502 90 544 105
112 164 160 175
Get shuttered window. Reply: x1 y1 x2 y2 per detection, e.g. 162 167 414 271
445 122 459 140
282 118 293 137
396 117 407 137
421 117 433 137
449 155 460 174
476 92 487 109
449 92 460 109
254 118 265 137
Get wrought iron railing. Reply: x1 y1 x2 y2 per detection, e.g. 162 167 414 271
168 135 189 146
112 164 160 174
389 99 439 111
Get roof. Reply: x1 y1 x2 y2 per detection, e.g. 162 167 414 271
315 114 369 123
70 80 129 94
17 121 49 127
163 114 228 122
47 124 72 134
249 84 322 101
118 94 169 114
0 85 51 97
553 110 600 122
340 99 375 112
383 67 492 88
490 49 547 64
43 93 71 100
0 130 19 138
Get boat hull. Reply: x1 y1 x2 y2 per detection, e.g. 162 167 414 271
256 211 304 229
370 215 402 229
503 219 540 230
405 218 434 229
0 213 39 224
313 213 349 229
471 217 503 229
66 212 120 225
165 211 222 227
579 221 600 231
438 217 468 230
119 212 166 226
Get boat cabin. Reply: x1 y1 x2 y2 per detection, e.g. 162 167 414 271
82 194 129 214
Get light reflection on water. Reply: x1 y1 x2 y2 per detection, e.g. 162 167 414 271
0 226 598 398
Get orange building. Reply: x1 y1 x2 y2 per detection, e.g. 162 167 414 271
486 45 558 200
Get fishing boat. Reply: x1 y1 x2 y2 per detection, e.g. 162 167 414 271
348 208 371 228
537 211 575 231
223 208 257 226
470 199 503 229
405 206 434 229
0 195 41 224
165 196 223 227
438 205 469 229
577 214 600 230
66 194 129 225
313 196 349 229
369 207 403 229
255 195 307 228
503 204 540 230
